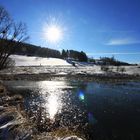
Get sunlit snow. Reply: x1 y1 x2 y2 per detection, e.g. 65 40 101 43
10 55 71 66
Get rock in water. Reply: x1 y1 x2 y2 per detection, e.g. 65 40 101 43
62 136 83 140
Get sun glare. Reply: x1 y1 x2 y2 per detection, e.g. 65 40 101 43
44 25 63 43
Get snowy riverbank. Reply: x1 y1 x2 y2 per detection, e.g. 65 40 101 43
0 55 140 81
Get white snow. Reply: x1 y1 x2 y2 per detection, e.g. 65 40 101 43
0 55 139 76
10 55 71 66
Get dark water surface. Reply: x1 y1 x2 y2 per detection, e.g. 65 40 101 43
4 79 140 140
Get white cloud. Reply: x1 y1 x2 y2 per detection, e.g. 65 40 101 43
105 38 140 45
87 52 140 56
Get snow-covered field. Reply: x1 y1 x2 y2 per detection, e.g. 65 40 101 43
10 55 71 66
0 55 139 76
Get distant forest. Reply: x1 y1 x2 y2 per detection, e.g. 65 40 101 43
61 49 88 62
2 40 134 65
14 42 62 58
10 41 88 62
99 56 132 66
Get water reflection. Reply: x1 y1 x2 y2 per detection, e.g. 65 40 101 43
37 81 72 120
47 94 60 119
4 80 140 140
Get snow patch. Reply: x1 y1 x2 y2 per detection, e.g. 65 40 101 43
10 55 71 66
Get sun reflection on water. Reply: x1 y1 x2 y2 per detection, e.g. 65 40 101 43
38 81 72 120
47 94 60 119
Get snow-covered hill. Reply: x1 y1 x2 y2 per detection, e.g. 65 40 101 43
0 55 139 76
10 55 71 66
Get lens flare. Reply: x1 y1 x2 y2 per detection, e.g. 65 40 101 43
79 91 85 101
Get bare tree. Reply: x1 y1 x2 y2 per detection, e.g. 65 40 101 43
0 6 29 69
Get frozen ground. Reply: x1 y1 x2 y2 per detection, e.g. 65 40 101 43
10 55 71 66
0 55 139 76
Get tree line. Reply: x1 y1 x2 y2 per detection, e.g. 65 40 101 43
2 40 88 62
62 49 88 62
15 43 88 62
99 56 131 66
13 42 61 58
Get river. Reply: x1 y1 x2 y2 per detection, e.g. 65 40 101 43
4 79 140 140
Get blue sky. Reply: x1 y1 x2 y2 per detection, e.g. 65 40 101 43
0 0 140 63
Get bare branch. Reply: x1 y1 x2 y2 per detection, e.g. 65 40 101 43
12 22 29 42
0 6 29 69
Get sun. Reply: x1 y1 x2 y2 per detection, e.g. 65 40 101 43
44 25 63 43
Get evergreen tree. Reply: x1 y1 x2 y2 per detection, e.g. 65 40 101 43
62 49 67 59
